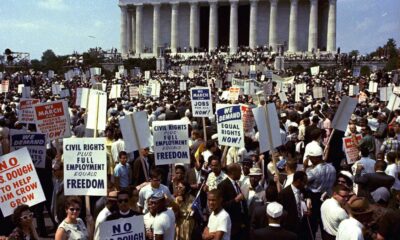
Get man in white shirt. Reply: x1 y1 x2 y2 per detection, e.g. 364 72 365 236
336 197 373 240
94 191 118 240
150 192 176 240
320 185 350 239
202 189 232 240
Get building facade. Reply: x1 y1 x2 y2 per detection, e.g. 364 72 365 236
118 0 336 57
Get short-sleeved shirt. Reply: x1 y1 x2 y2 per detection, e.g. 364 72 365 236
207 209 231 240
153 208 176 240
58 218 89 240
321 198 348 235
114 163 131 188
336 217 364 240
138 184 173 213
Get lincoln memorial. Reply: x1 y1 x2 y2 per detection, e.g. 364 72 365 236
118 0 336 57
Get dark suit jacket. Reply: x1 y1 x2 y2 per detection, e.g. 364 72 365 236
354 172 395 200
251 204 268 231
217 178 248 235
132 155 154 187
253 226 297 240
277 186 301 234
165 111 180 120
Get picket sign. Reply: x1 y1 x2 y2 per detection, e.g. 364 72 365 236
119 112 152 153
331 96 358 132
252 103 281 153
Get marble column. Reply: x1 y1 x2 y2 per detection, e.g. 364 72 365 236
229 0 238 54
190 2 200 51
119 5 128 56
208 1 218 52
129 7 136 53
135 4 143 55
327 0 337 52
308 0 318 52
249 0 258 49
153 3 160 56
269 0 278 52
288 0 298 52
171 3 179 53
126 8 132 53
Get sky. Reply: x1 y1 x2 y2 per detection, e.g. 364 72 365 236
0 0 399 60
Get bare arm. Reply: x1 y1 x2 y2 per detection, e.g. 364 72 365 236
55 228 67 240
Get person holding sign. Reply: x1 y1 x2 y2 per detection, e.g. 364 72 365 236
7 205 39 240
55 196 93 240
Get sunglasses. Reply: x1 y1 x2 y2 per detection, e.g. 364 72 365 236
20 213 33 220
118 199 129 203
151 178 161 182
68 208 81 212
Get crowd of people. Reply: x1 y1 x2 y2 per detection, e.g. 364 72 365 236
0 47 399 240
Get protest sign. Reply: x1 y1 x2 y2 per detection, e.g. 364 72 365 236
129 86 139 99
343 134 362 164
278 92 288 102
313 87 323 99
215 79 223 89
63 138 107 196
76 88 90 108
393 86 400 95
48 70 54 79
148 80 161 97
229 87 240 101
263 81 273 96
349 85 359 96
90 67 101 76
332 96 358 132
335 82 342 92
1 80 9 93
60 89 70 98
190 87 213 117
353 66 361 77
52 84 62 95
379 87 393 102
265 70 273 79
119 112 152 153
189 71 194 79
296 83 307 94
180 81 187 91
216 104 245 148
252 103 281 153
34 100 71 141
241 105 255 134
0 148 46 217
368 82 378 93
10 133 46 168
18 84 24 94
18 98 40 124
232 78 245 89
144 71 150 80
86 90 107 131
244 81 256 95
21 87 31 98
226 73 234 82
109 84 121 99
387 94 400 111
99 215 145 240
310 66 320 76
153 120 190 165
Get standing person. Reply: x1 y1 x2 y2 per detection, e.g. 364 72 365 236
174 182 195 240
114 151 132 191
7 205 39 240
133 147 154 187
94 191 118 240
204 156 227 191
217 163 248 240
105 190 141 221
241 167 265 217
150 192 176 240
144 198 157 240
359 126 376 159
351 146 376 175
202 189 232 240
55 196 93 240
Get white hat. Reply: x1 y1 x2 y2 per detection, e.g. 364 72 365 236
308 145 323 157
266 202 283 218
248 167 263 176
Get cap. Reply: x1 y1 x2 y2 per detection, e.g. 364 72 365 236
308 145 323 157
266 202 283 218
149 191 165 201
248 167 263 176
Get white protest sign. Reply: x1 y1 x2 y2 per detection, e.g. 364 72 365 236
216 104 245 148
86 90 107 131
99 215 145 240
343 134 363 164
232 78 245 89
349 85 359 96
17 84 24 94
335 82 342 92
76 88 90 108
263 81 273 96
144 71 150 80
190 87 213 117
252 103 282 153
52 84 62 95
278 92 288 102
34 100 71 141
244 81 255 95
379 87 393 102
393 86 400 95
63 138 107 196
1 80 9 93
119 112 152 153
353 67 361 77
153 120 190 165
310 66 320 76
226 73 234 82
148 80 161 97
387 94 400 111
129 86 139 99
10 133 46 168
180 81 187 91
109 84 121 99
313 87 327 99
241 105 255 133
60 89 70 98
18 98 40 124
90 67 101 76
368 82 378 93
296 83 307 93
48 70 54 79
215 79 223 89
0 148 46 217
331 96 358 132
265 70 273 79
229 87 240 101
21 87 31 98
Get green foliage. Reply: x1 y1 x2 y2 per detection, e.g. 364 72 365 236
349 50 360 57
360 65 370 76
369 38 399 71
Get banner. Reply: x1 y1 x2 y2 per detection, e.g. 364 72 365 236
241 105 255 133
0 148 46 217
10 133 46 168
86 90 107 131
34 100 71 141
99 215 145 240
129 86 139 99
343 134 362 164
153 120 190 165
252 103 281 153
216 104 245 148
331 96 358 132
119 112 152 152
63 138 107 196
18 98 40 124
190 87 213 117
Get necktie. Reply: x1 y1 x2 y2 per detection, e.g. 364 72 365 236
296 191 302 219
234 182 246 214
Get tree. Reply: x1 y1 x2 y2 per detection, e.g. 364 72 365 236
349 50 359 57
